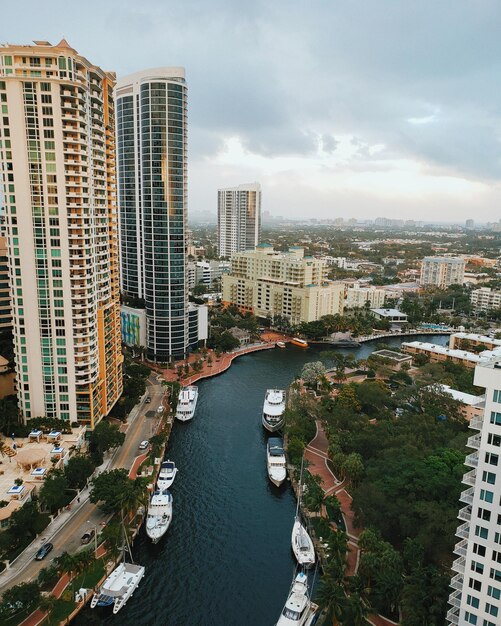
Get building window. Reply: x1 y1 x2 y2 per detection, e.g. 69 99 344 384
488 585 501 600
485 453 499 466
467 595 480 609
483 472 496 485
494 390 501 403
488 433 501 447
491 412 501 426
465 612 477 625
485 603 498 617
480 489 494 503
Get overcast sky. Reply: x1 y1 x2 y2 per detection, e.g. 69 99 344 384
3 0 501 222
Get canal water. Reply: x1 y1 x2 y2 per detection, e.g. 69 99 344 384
78 335 449 626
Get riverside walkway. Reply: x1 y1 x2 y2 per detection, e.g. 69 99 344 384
305 421 398 626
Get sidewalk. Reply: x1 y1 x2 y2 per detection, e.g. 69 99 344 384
304 421 398 626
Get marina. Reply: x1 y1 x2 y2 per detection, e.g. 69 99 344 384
77 335 449 626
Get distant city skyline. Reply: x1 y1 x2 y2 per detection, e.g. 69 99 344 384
3 1 501 221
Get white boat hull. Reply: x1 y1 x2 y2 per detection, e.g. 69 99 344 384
91 562 145 614
146 491 173 543
262 415 284 432
175 386 198 421
291 518 315 568
275 572 318 626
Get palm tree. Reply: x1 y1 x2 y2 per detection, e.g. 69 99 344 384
38 595 57 619
315 573 347 624
54 551 78 580
327 530 348 569
341 592 371 626
100 522 122 561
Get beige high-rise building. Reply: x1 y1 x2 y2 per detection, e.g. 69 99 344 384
0 40 122 426
470 287 501 313
218 183 261 257
222 244 344 324
0 236 11 329
345 284 385 309
419 256 465 288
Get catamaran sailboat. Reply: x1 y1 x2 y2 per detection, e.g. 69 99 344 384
267 437 287 487
146 489 173 543
262 388 286 432
275 571 318 626
157 460 178 490
175 386 198 422
90 528 145 614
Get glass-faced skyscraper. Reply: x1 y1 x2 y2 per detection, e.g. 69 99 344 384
116 68 189 361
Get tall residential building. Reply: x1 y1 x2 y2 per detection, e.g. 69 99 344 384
0 40 122 426
222 244 344 324
420 256 465 288
345 284 385 309
0 236 12 329
217 182 261 257
116 68 204 361
471 288 501 313
447 358 501 626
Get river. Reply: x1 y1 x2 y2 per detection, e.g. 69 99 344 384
77 335 449 626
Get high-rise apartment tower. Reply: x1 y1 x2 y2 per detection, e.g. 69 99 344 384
0 40 123 426
218 183 261 257
447 358 501 626
115 68 192 361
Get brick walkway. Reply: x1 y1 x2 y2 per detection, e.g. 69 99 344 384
305 421 398 626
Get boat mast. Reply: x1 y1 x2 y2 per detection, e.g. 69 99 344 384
296 455 304 518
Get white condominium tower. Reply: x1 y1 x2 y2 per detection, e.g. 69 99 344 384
448 358 501 626
0 40 123 427
218 182 261 257
115 68 191 361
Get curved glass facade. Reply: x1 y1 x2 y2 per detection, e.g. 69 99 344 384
116 71 188 360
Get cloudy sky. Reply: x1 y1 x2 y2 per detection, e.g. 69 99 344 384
3 0 501 221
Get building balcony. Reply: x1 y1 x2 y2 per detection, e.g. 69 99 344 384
450 573 463 591
464 451 479 468
449 589 462 609
462 469 476 487
469 415 483 430
446 606 460 625
455 522 470 539
458 505 472 522
467 433 481 450
459 487 474 505
451 556 465 574
453 539 468 558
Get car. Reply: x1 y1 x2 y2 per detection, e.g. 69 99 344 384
81 529 95 545
156 406 164 414
145 396 151 404
35 542 53 561
138 440 150 450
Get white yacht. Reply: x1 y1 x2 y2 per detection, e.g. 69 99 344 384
262 389 286 432
146 489 173 543
275 571 318 626
267 437 287 487
91 531 144 614
291 518 315 568
157 460 178 490
175 385 198 422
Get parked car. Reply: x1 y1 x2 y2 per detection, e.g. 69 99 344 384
35 542 53 561
145 396 151 404
81 529 95 545
138 440 150 450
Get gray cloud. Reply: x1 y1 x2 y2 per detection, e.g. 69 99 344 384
4 0 501 219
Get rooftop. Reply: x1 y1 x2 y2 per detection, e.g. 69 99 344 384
433 384 485 407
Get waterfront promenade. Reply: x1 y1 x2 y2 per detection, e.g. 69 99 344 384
305 421 398 626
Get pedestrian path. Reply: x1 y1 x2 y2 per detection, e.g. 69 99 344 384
304 421 398 626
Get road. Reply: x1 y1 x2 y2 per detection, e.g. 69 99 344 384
0 373 166 592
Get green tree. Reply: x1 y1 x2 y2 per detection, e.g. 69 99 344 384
89 420 125 465
90 469 148 515
315 573 346 623
64 454 95 489
0 582 40 621
39 472 71 513
301 361 326 387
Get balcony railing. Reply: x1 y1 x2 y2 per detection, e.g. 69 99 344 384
462 470 476 487
464 452 479 468
452 556 465 574
455 522 470 539
459 487 474 505
446 606 460 625
453 539 467 558
469 415 483 430
467 433 481 450
458 505 472 522
448 589 462 608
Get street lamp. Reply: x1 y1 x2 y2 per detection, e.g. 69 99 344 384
87 520 98 556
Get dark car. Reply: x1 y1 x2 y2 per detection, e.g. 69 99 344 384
145 396 152 404
35 542 53 561
81 529 95 545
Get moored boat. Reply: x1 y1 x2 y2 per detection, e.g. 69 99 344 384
157 460 178 490
267 437 287 487
90 527 144 614
146 489 173 543
291 518 315 568
291 337 308 348
175 385 198 421
276 341 286 348
262 388 286 432
275 571 318 626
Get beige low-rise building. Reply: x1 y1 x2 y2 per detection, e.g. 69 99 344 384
345 284 385 309
433 384 485 422
449 332 501 352
222 245 344 324
402 341 501 369
470 287 501 313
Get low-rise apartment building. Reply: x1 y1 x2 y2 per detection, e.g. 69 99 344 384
402 341 501 369
450 333 501 353
470 287 501 313
222 245 344 324
345 284 385 309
